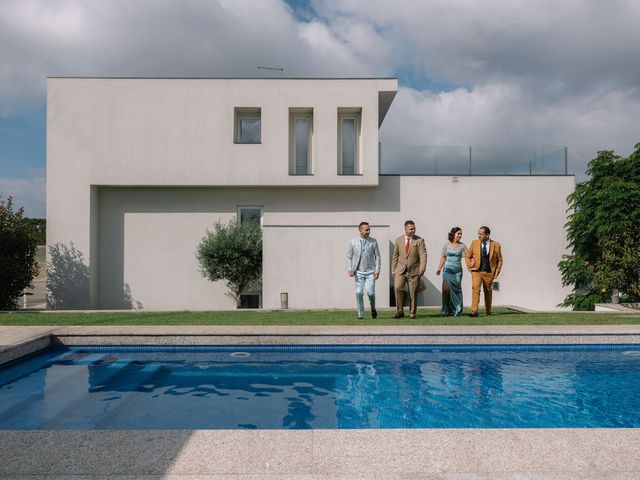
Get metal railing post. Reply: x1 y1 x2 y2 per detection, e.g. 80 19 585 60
468 146 472 175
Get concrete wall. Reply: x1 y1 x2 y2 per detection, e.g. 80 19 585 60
262 226 391 310
90 175 573 311
46 77 396 308
47 77 573 311
47 78 396 188
392 175 574 311
94 185 399 310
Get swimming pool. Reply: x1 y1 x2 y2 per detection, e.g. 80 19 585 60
2 344 640 429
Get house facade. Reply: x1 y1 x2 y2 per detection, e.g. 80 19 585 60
47 77 574 311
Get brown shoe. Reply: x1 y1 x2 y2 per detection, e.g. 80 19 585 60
393 311 405 319
468 312 478 317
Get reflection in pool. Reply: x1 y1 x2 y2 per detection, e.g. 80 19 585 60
1 345 640 429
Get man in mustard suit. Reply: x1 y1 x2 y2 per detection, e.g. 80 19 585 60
465 226 503 316
392 220 427 319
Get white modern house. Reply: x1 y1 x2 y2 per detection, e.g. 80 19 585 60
47 77 574 311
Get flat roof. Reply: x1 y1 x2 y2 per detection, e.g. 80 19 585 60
47 76 398 80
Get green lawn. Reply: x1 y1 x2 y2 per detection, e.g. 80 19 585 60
1 307 639 326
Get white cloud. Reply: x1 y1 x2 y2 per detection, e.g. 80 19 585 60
0 168 45 218
380 85 640 179
0 0 379 115
307 0 640 178
311 0 640 96
1 0 639 188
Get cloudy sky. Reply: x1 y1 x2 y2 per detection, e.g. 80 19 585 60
1 0 639 217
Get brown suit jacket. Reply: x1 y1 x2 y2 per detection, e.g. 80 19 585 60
392 235 427 276
465 239 503 277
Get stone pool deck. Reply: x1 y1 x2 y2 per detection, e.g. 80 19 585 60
2 324 640 479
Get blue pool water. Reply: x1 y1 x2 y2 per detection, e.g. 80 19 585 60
1 344 640 429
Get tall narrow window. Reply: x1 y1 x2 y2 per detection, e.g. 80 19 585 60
234 108 261 144
289 108 313 175
237 206 263 309
338 109 361 175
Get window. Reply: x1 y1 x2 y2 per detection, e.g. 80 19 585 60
234 108 261 144
237 206 263 309
289 108 313 175
338 108 361 175
237 206 263 227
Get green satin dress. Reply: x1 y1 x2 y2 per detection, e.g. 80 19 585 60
440 243 467 316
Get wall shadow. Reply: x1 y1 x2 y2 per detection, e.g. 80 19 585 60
48 242 142 310
47 243 90 310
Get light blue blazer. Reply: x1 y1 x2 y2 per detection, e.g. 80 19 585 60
346 236 381 274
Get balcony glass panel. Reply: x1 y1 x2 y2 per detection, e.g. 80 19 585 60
380 146 567 175
380 146 470 175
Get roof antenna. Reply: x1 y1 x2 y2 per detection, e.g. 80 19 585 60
257 66 284 78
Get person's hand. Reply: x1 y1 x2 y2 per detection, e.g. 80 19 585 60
374 272 380 280
348 270 354 277
469 259 475 268
418 269 425 276
436 269 441 276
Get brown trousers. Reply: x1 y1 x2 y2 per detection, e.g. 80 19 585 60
394 274 420 316
471 271 495 315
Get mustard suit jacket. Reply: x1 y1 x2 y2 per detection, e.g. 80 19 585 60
465 239 503 277
392 235 427 276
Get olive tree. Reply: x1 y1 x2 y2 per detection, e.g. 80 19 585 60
196 218 262 308
0 197 39 310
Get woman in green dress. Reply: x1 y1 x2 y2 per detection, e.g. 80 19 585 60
436 227 467 316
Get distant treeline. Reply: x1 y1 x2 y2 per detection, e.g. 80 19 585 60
25 218 46 245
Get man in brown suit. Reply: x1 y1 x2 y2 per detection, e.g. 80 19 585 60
465 226 503 317
392 220 427 319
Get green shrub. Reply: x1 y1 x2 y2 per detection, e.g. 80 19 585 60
196 219 262 308
0 197 39 310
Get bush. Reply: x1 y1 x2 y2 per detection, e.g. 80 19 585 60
559 143 640 309
196 218 262 308
0 197 39 309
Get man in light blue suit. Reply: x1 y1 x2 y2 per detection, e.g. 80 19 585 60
346 222 381 319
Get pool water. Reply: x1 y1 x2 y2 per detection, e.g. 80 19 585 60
1 345 640 429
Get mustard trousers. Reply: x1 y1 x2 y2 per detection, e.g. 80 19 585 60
471 271 495 315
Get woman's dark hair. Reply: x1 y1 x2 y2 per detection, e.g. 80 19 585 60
448 227 462 242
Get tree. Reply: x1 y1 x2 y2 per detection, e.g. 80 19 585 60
0 196 40 310
24 218 46 245
196 218 262 308
559 144 640 310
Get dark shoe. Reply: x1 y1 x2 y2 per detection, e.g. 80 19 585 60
371 308 378 319
358 316 364 320
409 314 416 319
486 313 492 316
468 313 478 317
393 311 405 319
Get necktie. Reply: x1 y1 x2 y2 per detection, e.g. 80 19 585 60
482 242 487 256
405 238 411 254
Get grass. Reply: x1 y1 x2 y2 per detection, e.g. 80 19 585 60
1 307 640 326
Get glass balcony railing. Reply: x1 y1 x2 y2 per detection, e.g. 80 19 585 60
380 145 568 175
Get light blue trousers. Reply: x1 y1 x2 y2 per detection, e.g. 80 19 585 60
355 271 376 318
